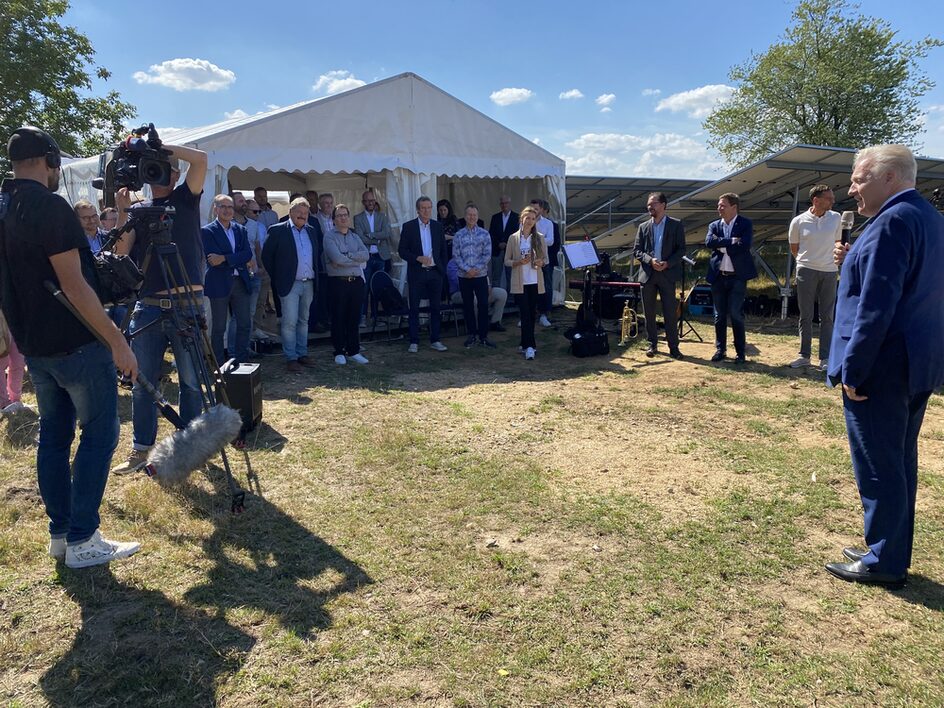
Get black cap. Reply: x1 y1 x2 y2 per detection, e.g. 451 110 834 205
7 126 61 163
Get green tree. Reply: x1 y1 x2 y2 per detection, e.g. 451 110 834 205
704 0 942 168
0 0 136 171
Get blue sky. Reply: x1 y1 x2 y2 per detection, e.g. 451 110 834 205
65 0 944 179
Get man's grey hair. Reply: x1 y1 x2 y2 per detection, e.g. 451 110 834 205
855 144 917 185
289 197 311 211
212 194 233 207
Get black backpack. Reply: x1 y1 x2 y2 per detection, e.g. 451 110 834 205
376 279 405 313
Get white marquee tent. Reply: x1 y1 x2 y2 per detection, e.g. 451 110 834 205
60 71 565 252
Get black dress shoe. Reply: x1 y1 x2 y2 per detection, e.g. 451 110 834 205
843 546 868 562
489 322 506 332
645 345 657 358
824 560 906 587
669 349 683 360
734 355 746 365
710 350 725 362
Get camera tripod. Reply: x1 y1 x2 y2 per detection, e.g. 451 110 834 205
677 253 704 342
109 208 257 512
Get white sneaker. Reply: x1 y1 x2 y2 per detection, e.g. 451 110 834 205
350 353 369 365
430 341 448 352
517 321 521 328
525 347 536 360
65 530 140 569
789 356 811 368
539 315 552 327
49 536 67 561
407 343 419 353
111 448 149 475
359 317 368 329
335 354 347 365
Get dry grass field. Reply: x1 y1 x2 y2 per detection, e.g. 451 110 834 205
2 310 943 706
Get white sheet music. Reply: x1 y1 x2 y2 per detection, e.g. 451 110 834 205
563 241 600 268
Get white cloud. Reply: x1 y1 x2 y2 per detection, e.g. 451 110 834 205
656 84 735 119
312 70 366 95
132 58 235 92
560 131 726 178
642 88 661 96
595 93 616 107
600 107 612 114
490 87 534 106
559 89 584 100
265 103 280 110
224 109 249 120
532 137 542 145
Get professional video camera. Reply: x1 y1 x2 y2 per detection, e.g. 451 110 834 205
93 123 173 207
94 205 174 305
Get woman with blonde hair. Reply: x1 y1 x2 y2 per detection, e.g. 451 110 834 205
504 205 546 360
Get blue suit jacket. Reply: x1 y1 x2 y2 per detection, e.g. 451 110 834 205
200 220 252 298
398 218 447 279
260 221 320 298
827 190 944 395
705 215 757 283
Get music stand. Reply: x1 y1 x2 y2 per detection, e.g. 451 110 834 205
678 253 704 342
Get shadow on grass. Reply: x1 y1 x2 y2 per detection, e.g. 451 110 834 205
40 565 255 706
181 471 374 637
893 575 944 611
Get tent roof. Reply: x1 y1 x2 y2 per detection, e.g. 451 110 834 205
157 72 564 180
591 144 944 253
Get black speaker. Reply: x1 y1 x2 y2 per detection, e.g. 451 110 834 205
217 361 262 436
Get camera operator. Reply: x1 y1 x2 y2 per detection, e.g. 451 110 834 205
111 141 209 475
0 127 139 568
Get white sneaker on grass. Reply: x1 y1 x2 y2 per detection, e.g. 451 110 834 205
407 343 418 353
525 347 536 360
539 314 552 327
788 356 811 368
335 354 347 365
65 530 140 569
430 341 448 352
350 353 369 365
49 536 67 561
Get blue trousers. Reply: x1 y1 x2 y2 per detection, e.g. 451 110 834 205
27 341 119 544
210 277 252 364
279 279 314 361
843 349 931 575
711 276 747 356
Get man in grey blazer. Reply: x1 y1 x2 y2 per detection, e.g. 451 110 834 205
353 190 395 322
633 192 686 359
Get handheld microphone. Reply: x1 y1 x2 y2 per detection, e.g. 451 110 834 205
840 211 855 245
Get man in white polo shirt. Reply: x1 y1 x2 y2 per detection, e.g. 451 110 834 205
788 184 840 370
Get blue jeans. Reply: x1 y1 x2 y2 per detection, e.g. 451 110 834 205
129 302 203 449
408 268 443 345
211 277 252 364
26 341 119 544
711 277 747 356
362 254 390 318
280 279 314 360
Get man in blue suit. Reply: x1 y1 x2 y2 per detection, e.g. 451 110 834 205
201 194 254 365
261 197 320 373
825 144 944 587
705 193 757 363
398 196 448 353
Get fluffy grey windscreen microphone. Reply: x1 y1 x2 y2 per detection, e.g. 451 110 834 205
144 405 243 486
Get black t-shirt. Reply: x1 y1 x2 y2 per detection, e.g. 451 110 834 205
0 179 97 356
131 184 204 296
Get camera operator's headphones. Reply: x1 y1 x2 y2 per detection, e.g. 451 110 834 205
9 127 62 169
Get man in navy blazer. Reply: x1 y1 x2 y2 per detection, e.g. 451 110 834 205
488 196 518 292
633 191 686 359
398 196 448 352
201 194 253 365
824 145 944 587
261 197 321 372
705 193 757 363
